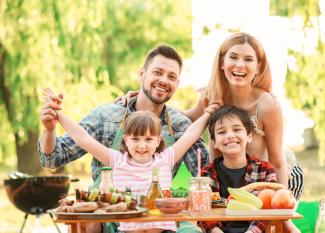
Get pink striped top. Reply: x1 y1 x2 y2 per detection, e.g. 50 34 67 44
107 147 176 231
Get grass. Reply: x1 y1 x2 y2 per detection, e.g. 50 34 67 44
0 147 323 232
294 147 325 200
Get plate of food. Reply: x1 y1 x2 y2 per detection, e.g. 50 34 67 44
49 205 147 220
225 208 295 216
211 192 227 208
49 187 146 220
211 199 227 208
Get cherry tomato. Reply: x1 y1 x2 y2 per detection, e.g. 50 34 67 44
162 189 171 198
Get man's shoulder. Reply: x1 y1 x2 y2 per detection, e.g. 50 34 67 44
165 106 192 130
88 102 126 123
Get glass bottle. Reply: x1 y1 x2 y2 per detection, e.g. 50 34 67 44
317 198 325 233
99 167 113 192
146 168 163 210
188 177 211 211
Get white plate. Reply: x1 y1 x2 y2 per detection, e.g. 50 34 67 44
225 208 295 216
49 207 147 220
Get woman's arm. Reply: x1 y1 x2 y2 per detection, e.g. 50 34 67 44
184 88 209 121
173 104 218 163
261 97 288 187
56 111 111 166
184 104 205 122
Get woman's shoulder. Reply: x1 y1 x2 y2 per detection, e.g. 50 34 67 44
256 91 281 115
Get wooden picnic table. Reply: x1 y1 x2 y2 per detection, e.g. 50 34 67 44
54 208 302 233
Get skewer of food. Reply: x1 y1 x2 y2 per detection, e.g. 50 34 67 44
57 187 138 213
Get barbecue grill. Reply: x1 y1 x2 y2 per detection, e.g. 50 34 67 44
4 172 78 233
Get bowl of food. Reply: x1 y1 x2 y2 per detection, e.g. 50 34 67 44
154 198 188 214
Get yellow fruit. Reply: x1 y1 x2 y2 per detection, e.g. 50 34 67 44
147 209 160 215
228 187 263 209
88 188 99 201
226 199 257 210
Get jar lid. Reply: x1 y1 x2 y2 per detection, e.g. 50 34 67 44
190 177 211 183
190 177 210 181
100 167 112 171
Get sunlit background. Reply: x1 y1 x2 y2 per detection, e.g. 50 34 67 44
181 0 324 148
0 0 324 232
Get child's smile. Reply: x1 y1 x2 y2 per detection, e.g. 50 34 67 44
213 116 252 156
124 131 161 164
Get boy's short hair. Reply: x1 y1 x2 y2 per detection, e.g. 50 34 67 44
208 105 253 140
143 44 182 70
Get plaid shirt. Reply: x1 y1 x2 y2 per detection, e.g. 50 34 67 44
199 155 277 233
38 97 208 181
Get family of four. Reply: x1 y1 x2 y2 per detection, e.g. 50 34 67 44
38 32 304 233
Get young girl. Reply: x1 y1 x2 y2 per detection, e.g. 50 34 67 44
44 89 216 233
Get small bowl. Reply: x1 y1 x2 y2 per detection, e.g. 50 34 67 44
155 198 188 214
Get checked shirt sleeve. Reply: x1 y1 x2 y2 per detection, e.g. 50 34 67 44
38 106 103 169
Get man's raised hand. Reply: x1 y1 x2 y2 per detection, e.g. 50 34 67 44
40 88 63 132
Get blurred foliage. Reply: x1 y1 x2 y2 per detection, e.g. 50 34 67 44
272 0 325 165
169 86 200 111
270 0 320 22
0 0 192 173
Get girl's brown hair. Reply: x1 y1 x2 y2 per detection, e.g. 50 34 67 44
208 32 272 104
120 111 166 156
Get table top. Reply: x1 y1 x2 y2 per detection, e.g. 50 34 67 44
55 208 302 224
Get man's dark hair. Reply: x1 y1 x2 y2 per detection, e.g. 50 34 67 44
208 105 253 140
143 44 182 69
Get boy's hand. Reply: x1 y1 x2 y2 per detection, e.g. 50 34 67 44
41 88 63 131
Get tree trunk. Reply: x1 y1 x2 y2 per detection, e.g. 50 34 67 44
1 44 41 174
15 131 42 175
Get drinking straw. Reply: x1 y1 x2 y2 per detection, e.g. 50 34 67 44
197 149 201 177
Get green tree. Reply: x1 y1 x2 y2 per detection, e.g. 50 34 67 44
0 0 192 174
271 0 325 165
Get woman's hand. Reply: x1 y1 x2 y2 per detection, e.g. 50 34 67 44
184 87 209 121
114 90 139 106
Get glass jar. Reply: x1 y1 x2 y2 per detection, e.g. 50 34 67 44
188 177 211 211
99 167 113 192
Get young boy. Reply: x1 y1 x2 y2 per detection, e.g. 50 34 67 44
199 106 277 233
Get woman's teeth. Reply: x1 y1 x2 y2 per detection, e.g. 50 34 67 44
232 72 246 77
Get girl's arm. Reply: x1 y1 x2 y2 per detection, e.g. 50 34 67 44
56 111 111 166
261 97 288 187
173 104 218 163
184 104 205 122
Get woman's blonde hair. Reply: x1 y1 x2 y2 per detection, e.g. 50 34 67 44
120 111 166 156
207 32 272 104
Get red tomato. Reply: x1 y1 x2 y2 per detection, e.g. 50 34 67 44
162 189 171 198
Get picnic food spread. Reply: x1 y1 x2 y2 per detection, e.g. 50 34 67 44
226 182 296 211
57 188 137 213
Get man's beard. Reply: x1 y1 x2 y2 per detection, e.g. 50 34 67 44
142 86 171 104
